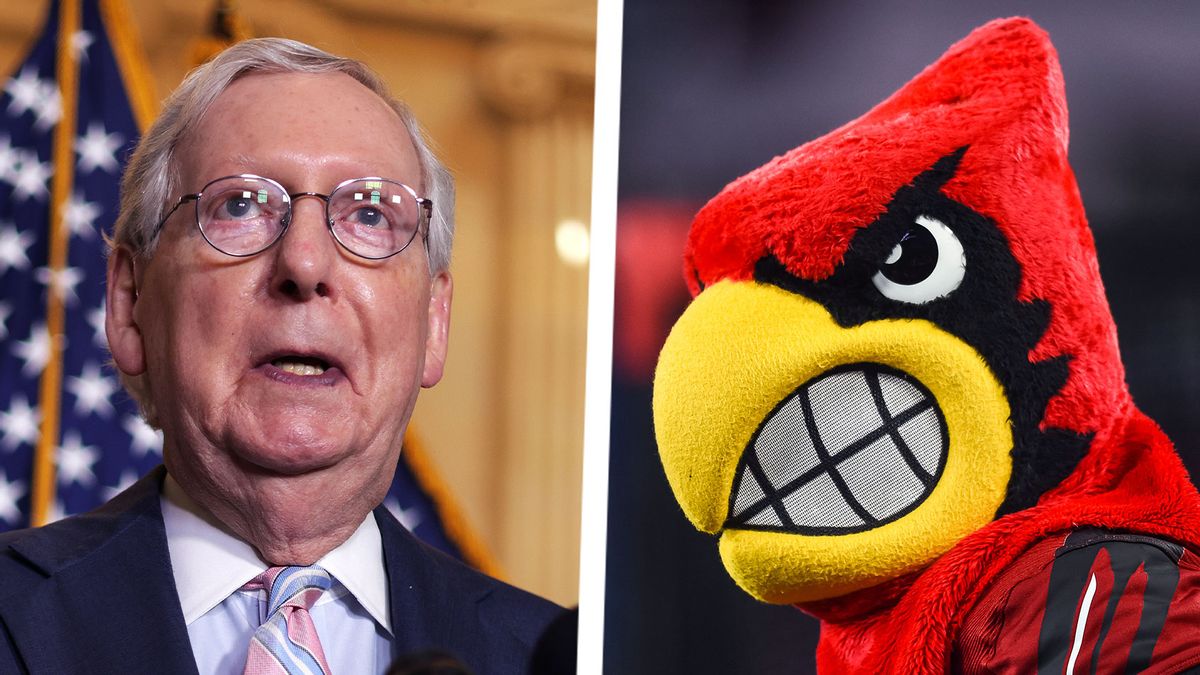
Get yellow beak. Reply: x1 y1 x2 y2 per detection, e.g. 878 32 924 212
654 280 1014 603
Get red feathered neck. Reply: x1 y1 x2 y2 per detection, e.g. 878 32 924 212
806 411 1200 673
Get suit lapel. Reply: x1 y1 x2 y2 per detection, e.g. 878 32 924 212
0 467 198 674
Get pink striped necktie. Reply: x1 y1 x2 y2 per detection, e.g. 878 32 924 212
242 566 335 675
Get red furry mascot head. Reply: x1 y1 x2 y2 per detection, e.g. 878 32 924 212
654 17 1200 672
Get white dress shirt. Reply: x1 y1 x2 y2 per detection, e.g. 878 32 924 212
161 475 394 674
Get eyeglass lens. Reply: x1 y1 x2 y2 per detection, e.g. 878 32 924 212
196 176 422 259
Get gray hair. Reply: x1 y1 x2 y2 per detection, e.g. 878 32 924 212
112 37 454 273
112 38 454 426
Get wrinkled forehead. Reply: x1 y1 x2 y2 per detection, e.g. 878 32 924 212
175 70 422 192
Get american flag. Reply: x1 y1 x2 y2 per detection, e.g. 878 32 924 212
0 0 490 571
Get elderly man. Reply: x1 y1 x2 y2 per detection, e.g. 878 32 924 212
0 39 561 674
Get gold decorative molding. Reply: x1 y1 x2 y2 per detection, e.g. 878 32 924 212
322 0 595 43
475 34 595 121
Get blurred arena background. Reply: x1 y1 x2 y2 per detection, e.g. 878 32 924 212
606 2 1200 672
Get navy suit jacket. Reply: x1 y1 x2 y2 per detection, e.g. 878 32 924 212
0 467 563 674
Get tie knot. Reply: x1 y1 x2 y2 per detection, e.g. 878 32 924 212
242 565 335 675
245 565 333 616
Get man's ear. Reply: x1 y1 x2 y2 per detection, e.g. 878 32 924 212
421 271 452 388
106 245 145 376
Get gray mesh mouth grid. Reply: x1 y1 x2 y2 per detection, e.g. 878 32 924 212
725 364 949 535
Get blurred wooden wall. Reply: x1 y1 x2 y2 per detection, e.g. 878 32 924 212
0 0 594 606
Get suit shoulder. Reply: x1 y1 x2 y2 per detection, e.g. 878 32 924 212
427 548 570 672
474 567 565 640
374 506 565 648
0 468 165 583
0 528 44 587
419 530 563 636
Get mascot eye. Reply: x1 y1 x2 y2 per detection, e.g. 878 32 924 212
871 215 965 304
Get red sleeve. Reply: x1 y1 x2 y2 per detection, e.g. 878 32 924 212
954 529 1200 674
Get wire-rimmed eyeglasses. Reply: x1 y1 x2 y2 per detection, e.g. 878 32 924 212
153 174 433 260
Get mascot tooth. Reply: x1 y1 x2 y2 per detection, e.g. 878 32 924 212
654 17 1200 673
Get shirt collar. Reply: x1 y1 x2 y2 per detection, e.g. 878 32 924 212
160 474 391 634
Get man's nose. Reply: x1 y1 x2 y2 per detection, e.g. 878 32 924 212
269 197 336 301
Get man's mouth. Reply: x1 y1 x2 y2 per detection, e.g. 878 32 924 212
258 350 344 386
725 363 948 534
271 356 330 376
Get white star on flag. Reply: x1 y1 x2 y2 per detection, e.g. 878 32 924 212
0 395 40 451
103 468 138 500
87 302 107 347
56 431 99 487
0 135 20 184
4 67 42 117
70 30 94 63
0 223 33 273
124 414 163 456
75 122 123 174
11 150 52 202
0 300 10 339
32 79 63 132
62 192 102 238
0 470 25 525
35 265 84 306
66 361 117 419
12 322 53 378
385 497 424 531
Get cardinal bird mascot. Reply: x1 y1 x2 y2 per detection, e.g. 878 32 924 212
653 18 1200 674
